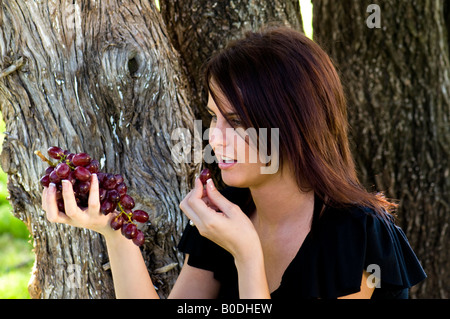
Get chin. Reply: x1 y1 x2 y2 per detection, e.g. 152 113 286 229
221 174 244 188
220 166 262 188
220 170 249 188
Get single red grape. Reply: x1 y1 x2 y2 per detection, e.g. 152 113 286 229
49 170 61 184
114 174 124 184
74 166 91 182
122 223 138 239
110 214 125 230
132 230 145 246
120 194 135 209
107 189 120 203
132 210 149 223
86 159 99 173
103 174 117 190
77 181 91 195
40 175 50 187
116 183 127 197
55 163 70 179
48 146 64 160
199 168 211 185
72 153 91 166
100 200 116 215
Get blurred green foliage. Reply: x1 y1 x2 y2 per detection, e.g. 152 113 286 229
0 115 34 299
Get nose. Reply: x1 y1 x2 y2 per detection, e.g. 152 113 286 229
208 126 224 152
208 118 231 153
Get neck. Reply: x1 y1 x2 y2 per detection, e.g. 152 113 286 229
249 169 315 229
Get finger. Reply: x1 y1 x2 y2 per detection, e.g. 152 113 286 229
44 183 58 221
186 178 223 221
201 196 219 211
61 179 79 217
180 181 206 224
193 177 205 198
88 174 100 213
205 178 237 214
44 183 70 224
42 187 48 211
187 178 210 208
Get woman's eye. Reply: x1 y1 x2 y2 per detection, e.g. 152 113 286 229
230 118 242 126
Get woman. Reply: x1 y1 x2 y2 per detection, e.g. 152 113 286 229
42 26 426 299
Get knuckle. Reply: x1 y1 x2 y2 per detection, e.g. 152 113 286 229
46 215 56 223
65 207 76 217
187 196 195 206
179 199 186 211
45 212 58 223
64 210 74 218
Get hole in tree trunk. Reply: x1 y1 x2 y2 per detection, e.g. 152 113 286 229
128 57 139 76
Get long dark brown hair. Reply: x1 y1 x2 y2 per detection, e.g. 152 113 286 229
204 26 397 216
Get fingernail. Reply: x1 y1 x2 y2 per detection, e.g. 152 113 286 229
49 183 56 188
61 180 71 189
206 178 214 190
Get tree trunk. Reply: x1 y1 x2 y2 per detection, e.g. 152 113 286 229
312 0 450 298
0 0 198 298
160 0 303 127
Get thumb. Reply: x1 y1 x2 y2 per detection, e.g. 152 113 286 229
205 178 237 214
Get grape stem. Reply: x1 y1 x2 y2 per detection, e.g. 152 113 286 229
34 150 56 167
64 159 76 170
118 203 134 223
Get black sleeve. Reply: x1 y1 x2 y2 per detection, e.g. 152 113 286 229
177 221 223 272
362 209 427 289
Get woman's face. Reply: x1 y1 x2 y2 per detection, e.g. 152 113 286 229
207 89 280 188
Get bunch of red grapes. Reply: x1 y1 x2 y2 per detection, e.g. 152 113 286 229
36 146 148 246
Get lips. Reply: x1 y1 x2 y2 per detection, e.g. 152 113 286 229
216 154 238 170
216 154 237 163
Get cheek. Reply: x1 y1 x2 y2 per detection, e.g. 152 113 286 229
208 125 220 146
235 135 261 165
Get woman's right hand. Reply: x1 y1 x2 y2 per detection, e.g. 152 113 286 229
41 173 117 237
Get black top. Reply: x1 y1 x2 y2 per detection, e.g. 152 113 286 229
178 187 427 299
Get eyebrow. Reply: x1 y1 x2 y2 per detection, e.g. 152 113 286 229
206 106 238 117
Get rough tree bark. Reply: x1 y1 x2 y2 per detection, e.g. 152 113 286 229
0 0 198 298
0 0 304 299
160 0 302 127
312 0 450 298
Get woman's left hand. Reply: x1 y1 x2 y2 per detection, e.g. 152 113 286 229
179 177 260 260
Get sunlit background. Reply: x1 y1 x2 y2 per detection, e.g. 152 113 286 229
0 0 313 299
